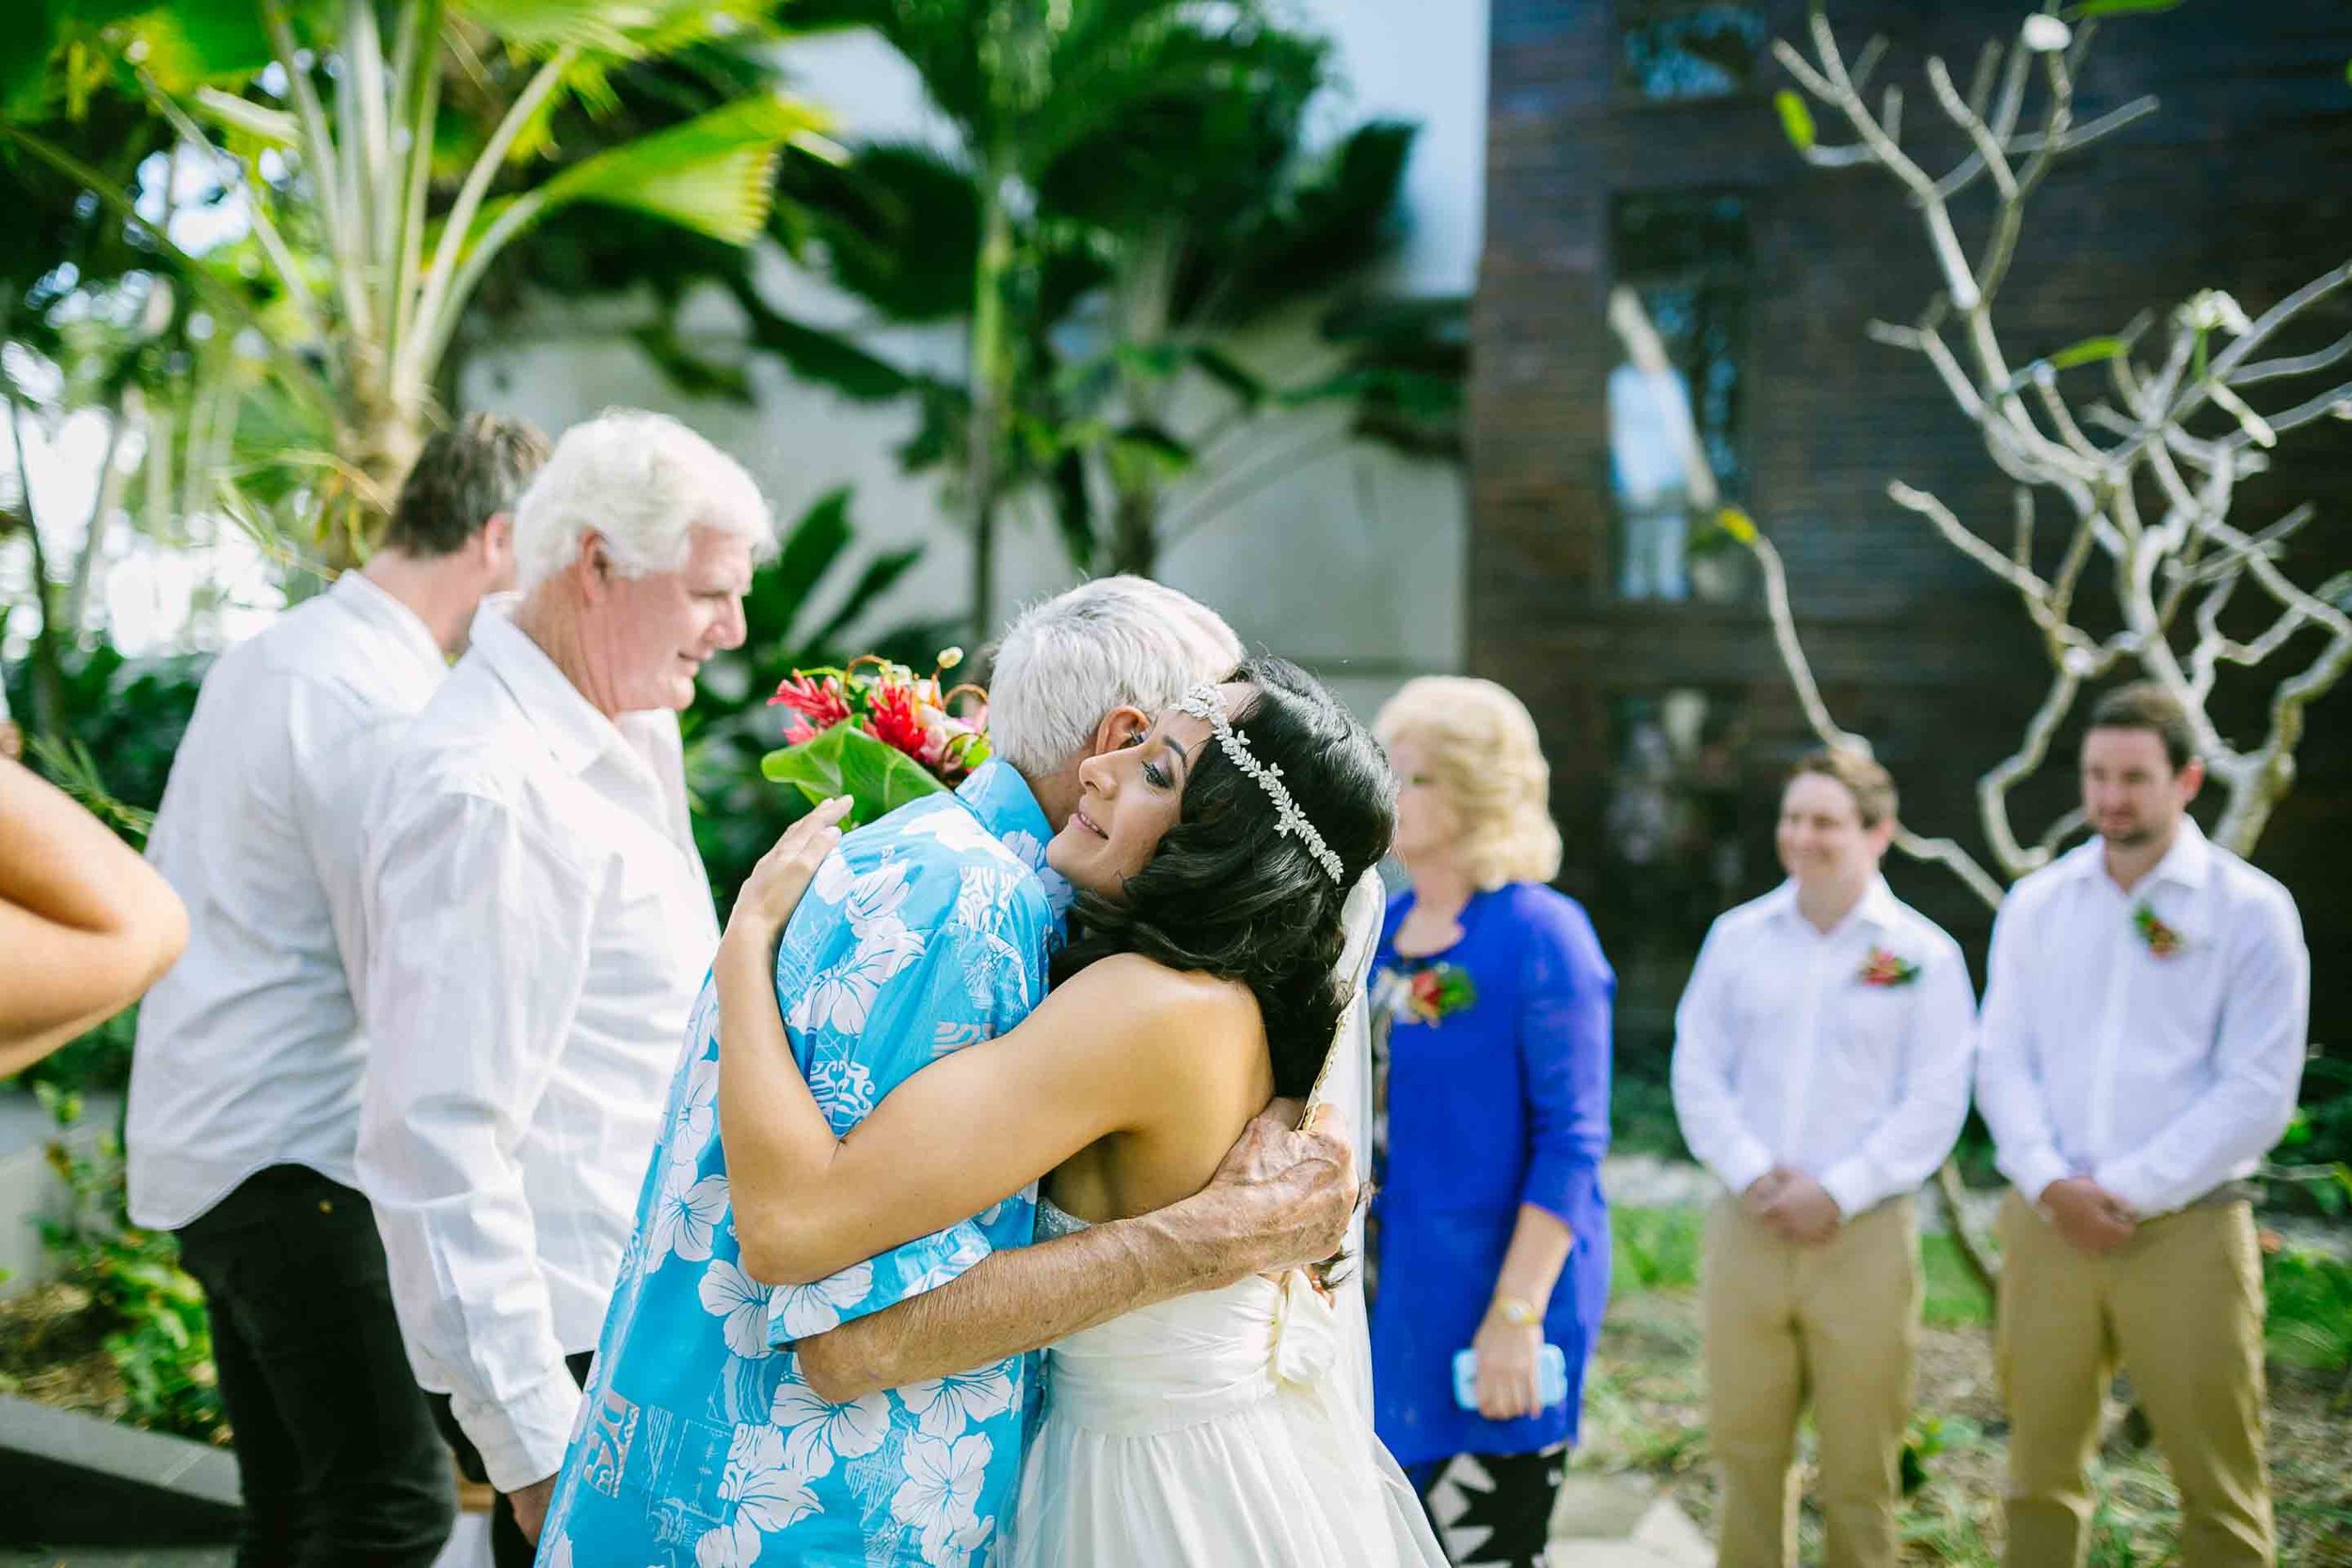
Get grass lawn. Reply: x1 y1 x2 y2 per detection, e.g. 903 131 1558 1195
1589 1207 2352 1564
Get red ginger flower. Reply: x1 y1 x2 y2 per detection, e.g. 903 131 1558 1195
770 673 851 724
866 682 941 766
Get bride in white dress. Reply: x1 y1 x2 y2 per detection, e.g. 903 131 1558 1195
718 659 1444 1566
1009 870 1438 1566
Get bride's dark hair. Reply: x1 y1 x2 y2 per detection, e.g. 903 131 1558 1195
1050 656 1396 1097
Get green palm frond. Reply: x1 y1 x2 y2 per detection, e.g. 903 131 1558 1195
453 0 762 59
532 93 838 245
188 84 297 148
790 140 978 323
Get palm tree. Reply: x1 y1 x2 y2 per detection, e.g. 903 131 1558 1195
1038 98 1461 578
5 0 834 558
791 0 1340 638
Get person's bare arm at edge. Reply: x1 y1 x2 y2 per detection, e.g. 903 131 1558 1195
793 1104 1357 1403
0 756 186 1075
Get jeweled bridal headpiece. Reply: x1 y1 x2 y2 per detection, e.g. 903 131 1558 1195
1178 681 1346 885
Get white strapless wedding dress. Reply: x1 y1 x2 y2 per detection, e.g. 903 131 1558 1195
1007 1201 1447 1567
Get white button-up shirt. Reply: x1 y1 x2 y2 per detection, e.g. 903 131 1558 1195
127 572 446 1230
1975 818 2308 1218
1671 877 1978 1217
356 606 719 1493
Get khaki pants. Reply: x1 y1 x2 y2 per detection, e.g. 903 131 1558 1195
1995 1191 2272 1567
1701 1196 1921 1568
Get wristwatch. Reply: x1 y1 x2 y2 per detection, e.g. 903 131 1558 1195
1489 1293 1541 1328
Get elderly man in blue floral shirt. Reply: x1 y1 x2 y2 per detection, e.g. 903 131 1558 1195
538 578 1359 1567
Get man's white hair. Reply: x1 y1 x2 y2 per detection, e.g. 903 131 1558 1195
989 577 1245 776
513 409 775 592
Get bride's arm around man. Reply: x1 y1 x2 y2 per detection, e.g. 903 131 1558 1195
534 579 1361 1568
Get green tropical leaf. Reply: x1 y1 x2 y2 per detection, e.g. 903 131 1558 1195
2063 0 2186 17
1714 506 1760 545
454 0 744 56
1109 421 1193 473
2048 335 2125 371
535 94 836 245
188 85 298 149
1186 345 1266 409
2 0 264 115
1050 443 1095 569
753 486 856 635
1183 119 1415 327
627 321 754 404
1774 89 1817 152
760 721 946 829
803 546 924 653
728 280 916 404
0 0 63 116
791 140 979 323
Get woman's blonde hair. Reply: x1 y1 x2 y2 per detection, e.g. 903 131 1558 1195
1375 676 1563 891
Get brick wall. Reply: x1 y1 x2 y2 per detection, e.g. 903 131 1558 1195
1476 0 2352 1055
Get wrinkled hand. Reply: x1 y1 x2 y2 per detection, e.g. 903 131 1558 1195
508 1474 558 1546
2041 1176 2137 1255
1471 1313 1544 1421
1198 1105 1359 1283
726 797 850 943
1756 1171 1843 1247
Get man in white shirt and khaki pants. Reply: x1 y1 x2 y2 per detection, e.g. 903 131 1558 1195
124 415 548 1565
1978 682 2308 1567
1672 748 1977 1568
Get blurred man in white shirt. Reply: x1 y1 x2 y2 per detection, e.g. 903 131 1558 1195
357 410 769 1564
126 414 548 1566
1671 748 1976 1568
1978 682 2307 1567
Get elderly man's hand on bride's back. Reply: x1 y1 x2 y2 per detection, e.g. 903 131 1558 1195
1188 1105 1359 1286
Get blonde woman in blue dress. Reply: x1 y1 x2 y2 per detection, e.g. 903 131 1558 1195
715 657 1446 1566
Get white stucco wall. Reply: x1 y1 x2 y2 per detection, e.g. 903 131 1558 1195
459 0 1487 715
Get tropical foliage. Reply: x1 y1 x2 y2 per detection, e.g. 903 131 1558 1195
791 0 1460 621
4 0 834 562
558 0 1463 634
684 485 955 910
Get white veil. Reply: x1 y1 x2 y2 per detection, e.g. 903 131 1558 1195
1306 868 1387 1413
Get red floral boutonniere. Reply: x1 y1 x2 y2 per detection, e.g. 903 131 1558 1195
1857 947 1921 988
1383 962 1478 1026
2132 903 2187 959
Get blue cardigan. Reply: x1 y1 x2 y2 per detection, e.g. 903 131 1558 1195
1369 881 1615 1466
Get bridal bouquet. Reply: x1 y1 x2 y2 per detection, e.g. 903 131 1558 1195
762 650 989 827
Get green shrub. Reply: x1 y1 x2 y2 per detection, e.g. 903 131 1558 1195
33 1086 224 1442
1612 1206 1704 1294
1922 1233 1994 1329
2263 1243 2352 1372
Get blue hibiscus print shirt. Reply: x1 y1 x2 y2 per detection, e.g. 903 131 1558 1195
539 760 1064 1567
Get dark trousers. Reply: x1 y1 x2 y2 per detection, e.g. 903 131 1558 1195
429 1352 593 1568
1406 1449 1568 1568
176 1164 456 1568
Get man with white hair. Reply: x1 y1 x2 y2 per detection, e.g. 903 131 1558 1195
357 410 770 1563
532 575 1364 1568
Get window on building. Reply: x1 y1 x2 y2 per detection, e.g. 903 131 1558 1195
1596 687 1753 1049
1617 2 1768 101
1608 190 1752 603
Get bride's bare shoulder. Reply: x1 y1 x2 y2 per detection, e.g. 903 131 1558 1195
1053 953 1260 1037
